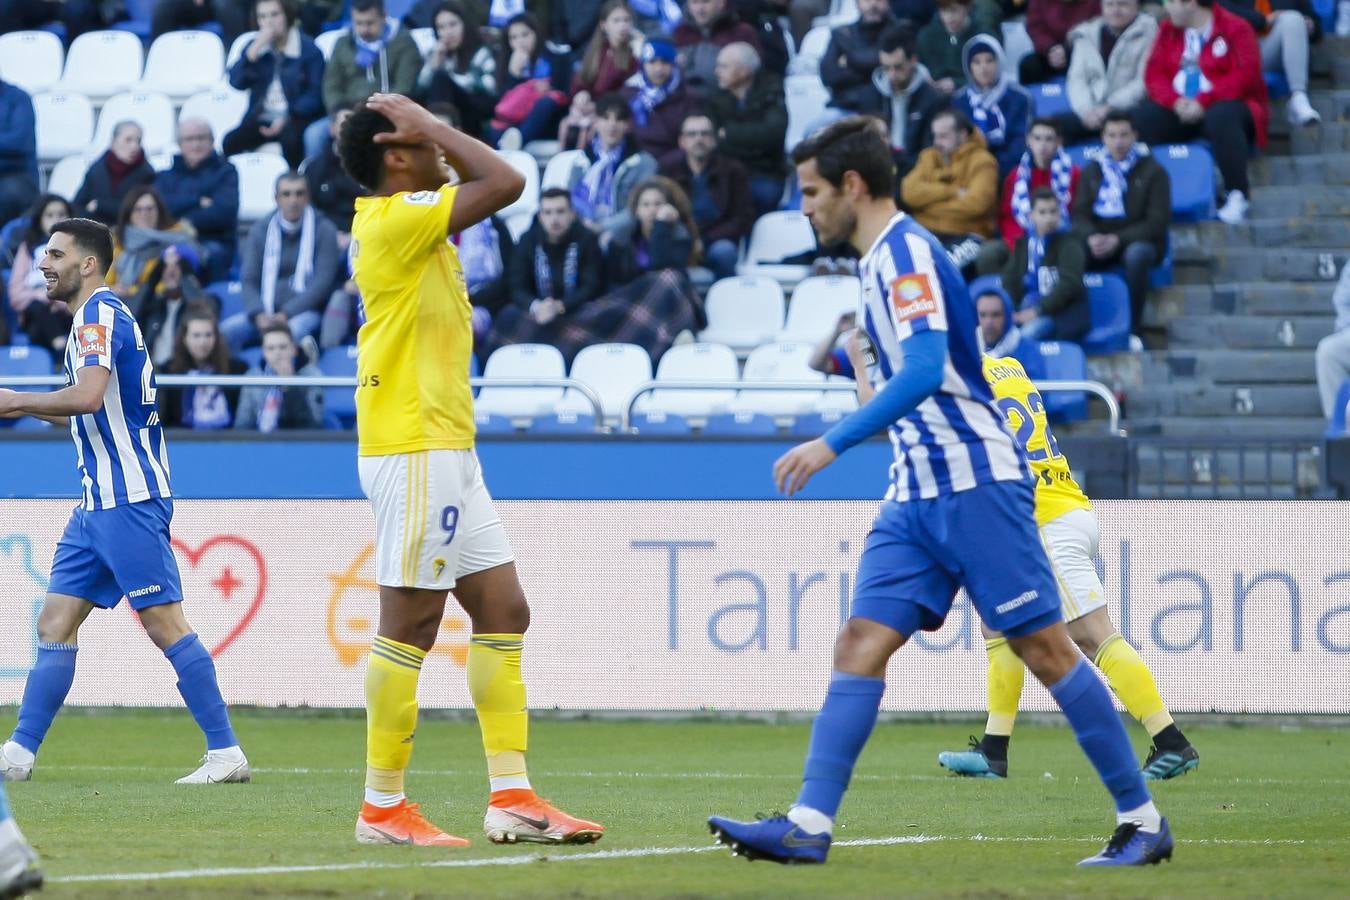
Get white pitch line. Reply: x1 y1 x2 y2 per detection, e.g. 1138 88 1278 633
50 834 1313 885
35 765 948 782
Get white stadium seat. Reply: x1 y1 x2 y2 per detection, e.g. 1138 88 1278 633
475 344 567 417
57 30 144 100
783 74 830 152
541 149 584 190
226 31 255 69
410 26 436 57
33 91 95 162
138 31 226 100
730 341 824 415
788 26 831 75
497 149 541 222
0 31 64 94
637 342 739 417
737 210 817 286
779 275 860 341
179 89 249 152
149 151 177 172
698 275 786 352
314 28 345 60
231 152 291 221
558 343 653 422
504 211 534 242
91 91 177 156
47 152 100 201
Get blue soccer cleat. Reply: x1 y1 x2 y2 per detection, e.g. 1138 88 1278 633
1078 818 1174 867
708 814 831 864
1142 744 1200 781
938 736 1008 779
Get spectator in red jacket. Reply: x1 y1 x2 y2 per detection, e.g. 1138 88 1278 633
673 0 762 91
1021 0 1102 85
977 116 1078 274
1137 0 1268 225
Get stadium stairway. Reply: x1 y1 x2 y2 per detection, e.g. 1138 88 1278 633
1107 35 1350 496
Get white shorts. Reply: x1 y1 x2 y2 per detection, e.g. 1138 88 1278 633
1040 507 1107 623
358 449 514 590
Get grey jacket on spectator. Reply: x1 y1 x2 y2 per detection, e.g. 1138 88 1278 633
323 27 423 114
1066 12 1157 119
239 210 342 318
234 360 324 430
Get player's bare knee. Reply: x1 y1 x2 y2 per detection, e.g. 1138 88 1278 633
1008 626 1078 685
36 604 79 645
138 603 192 651
832 618 904 677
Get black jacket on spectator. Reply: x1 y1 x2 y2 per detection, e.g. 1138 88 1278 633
732 0 792 76
606 219 695 286
1220 0 1322 41
821 14 900 112
158 357 249 427
302 145 364 233
1070 154 1171 256
659 153 756 245
73 152 156 225
704 69 789 178
545 0 608 48
891 0 937 27
1001 230 1088 323
155 152 241 250
508 219 606 312
862 63 949 177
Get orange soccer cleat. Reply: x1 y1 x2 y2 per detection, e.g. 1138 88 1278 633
483 791 605 845
355 800 471 847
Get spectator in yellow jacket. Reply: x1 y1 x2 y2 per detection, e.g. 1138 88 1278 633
900 108 998 270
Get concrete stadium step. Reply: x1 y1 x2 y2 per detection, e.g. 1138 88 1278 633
1126 415 1328 441
1192 215 1350 247
1126 383 1322 418
1150 283 1336 321
1290 122 1350 156
1141 349 1316 384
1167 315 1333 349
1247 185 1350 218
1252 154 1350 188
1206 248 1348 283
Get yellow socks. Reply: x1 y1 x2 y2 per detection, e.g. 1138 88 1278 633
365 636 426 803
984 637 1025 737
1094 633 1173 736
468 633 531 796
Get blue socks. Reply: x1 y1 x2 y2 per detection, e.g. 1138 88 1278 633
1050 659 1151 813
796 671 885 818
12 643 78 754
165 633 237 751
0 783 10 822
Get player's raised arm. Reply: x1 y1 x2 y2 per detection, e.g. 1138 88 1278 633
364 93 524 233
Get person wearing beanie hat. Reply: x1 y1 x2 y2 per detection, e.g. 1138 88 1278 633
623 37 703 164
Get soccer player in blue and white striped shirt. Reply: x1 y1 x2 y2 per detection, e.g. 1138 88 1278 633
0 218 249 786
708 119 1172 867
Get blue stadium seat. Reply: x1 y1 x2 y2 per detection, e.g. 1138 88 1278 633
112 0 154 38
1037 341 1088 422
1030 78 1071 118
0 346 55 429
702 412 779 435
1153 143 1216 221
1264 70 1290 101
1148 233 1174 289
1312 0 1337 32
317 344 358 428
239 346 264 370
1327 378 1350 438
791 410 848 437
632 411 692 435
1082 272 1131 355
474 411 516 434
1064 142 1102 169
206 280 243 322
527 412 596 434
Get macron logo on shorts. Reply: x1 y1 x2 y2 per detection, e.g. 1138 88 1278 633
127 584 163 599
995 589 1039 615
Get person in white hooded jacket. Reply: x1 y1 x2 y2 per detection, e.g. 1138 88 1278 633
1060 0 1157 144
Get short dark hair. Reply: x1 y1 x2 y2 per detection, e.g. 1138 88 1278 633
275 170 307 193
338 101 396 191
1102 109 1136 132
540 187 573 205
1030 186 1060 206
260 322 295 344
933 107 973 136
50 218 114 275
1028 116 1061 136
791 116 895 201
878 22 916 57
595 93 632 121
255 0 298 27
351 0 384 13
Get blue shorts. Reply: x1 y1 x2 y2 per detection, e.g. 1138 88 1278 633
851 479 1063 639
48 498 183 611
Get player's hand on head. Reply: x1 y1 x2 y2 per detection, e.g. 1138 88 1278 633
369 94 441 146
773 439 837 497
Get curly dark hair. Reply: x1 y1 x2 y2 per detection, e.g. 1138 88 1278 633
337 102 397 192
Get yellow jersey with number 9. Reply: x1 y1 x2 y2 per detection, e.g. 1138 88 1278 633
350 184 475 456
982 354 1091 525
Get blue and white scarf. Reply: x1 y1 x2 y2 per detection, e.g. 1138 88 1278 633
1093 146 1140 219
629 0 684 31
458 219 503 291
534 240 579 299
626 65 681 128
1012 148 1074 232
571 137 624 222
183 367 232 430
966 75 1010 149
353 18 396 70
261 206 315 315
257 364 284 433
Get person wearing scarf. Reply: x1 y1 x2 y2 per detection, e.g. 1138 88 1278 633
624 39 701 164
953 35 1031 178
1000 187 1088 342
234 324 324 431
73 122 156 226
979 117 1079 276
1069 110 1170 332
454 216 516 337
568 94 658 236
225 173 342 352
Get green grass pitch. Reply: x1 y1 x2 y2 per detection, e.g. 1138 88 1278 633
3 710 1347 898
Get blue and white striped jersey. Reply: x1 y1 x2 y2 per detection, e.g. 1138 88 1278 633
63 289 172 510
857 213 1028 501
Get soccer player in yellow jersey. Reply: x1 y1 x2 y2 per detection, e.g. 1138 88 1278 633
336 93 603 847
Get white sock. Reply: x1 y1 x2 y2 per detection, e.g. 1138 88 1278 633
364 788 405 808
787 805 834 836
0 817 25 844
3 741 34 767
489 774 532 793
1117 800 1162 832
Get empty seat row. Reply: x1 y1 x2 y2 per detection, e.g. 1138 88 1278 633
0 29 225 101
35 86 251 162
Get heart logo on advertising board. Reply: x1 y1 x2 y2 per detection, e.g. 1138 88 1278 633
171 535 268 659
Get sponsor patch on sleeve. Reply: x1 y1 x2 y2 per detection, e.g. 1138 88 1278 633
76 323 109 357
888 273 939 322
404 190 442 206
